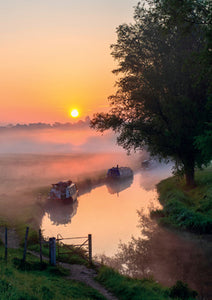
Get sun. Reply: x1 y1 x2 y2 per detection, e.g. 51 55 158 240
70 109 79 118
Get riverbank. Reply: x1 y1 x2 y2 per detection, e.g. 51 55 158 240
0 243 197 300
0 243 106 300
151 166 212 233
0 158 208 299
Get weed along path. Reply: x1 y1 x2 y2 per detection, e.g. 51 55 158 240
28 250 118 300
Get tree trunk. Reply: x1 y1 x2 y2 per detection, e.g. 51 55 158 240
184 160 196 188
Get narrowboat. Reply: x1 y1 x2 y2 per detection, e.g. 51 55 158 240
107 165 133 179
50 180 78 202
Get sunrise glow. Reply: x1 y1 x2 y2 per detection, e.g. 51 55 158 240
70 109 79 118
0 1 136 124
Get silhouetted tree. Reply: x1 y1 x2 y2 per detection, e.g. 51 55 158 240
91 0 212 187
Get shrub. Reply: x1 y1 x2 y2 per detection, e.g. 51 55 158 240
169 280 198 299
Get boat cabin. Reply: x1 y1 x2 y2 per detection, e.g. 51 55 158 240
50 180 78 202
107 165 133 179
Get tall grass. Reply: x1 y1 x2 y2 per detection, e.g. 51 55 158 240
96 266 197 300
0 246 106 300
151 166 212 233
29 243 90 266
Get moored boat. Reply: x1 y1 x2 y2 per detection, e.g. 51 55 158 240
50 180 78 202
107 165 133 179
141 159 154 170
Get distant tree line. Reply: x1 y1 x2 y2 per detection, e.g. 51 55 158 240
0 117 91 131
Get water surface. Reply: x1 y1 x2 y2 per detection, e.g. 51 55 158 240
41 163 172 255
41 162 212 299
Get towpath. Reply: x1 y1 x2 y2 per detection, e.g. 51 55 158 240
0 228 118 300
28 250 118 300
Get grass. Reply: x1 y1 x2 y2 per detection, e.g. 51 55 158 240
96 266 197 300
0 245 106 300
0 234 199 300
0 226 199 300
29 243 90 267
151 166 212 233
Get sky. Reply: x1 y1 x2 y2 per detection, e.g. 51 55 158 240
0 0 138 124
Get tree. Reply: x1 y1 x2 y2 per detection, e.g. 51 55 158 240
91 0 212 187
195 120 212 162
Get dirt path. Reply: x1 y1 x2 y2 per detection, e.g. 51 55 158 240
0 229 118 299
59 262 118 300
0 227 20 248
28 251 118 300
0 230 118 300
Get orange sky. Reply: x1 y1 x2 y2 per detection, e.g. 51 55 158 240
0 0 137 124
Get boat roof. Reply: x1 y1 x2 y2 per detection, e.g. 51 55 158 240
52 180 72 187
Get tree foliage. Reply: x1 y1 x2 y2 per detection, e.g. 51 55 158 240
91 0 212 187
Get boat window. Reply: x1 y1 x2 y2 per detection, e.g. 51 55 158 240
69 185 76 193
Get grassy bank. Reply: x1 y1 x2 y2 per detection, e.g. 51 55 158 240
151 166 212 233
0 244 198 300
0 246 106 300
96 266 197 300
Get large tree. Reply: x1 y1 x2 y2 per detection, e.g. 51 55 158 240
91 0 212 187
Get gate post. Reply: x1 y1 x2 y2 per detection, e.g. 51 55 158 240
39 229 42 264
23 227 29 262
88 234 92 265
49 237 56 266
5 227 7 261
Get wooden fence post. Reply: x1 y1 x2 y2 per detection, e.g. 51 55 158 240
88 234 92 265
57 239 60 260
23 227 29 262
49 237 56 266
39 229 42 264
5 227 7 262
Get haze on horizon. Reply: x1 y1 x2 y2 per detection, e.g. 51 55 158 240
0 120 126 154
0 0 138 124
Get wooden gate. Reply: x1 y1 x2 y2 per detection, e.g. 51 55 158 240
56 233 92 264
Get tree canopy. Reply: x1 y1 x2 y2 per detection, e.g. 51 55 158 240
91 0 212 187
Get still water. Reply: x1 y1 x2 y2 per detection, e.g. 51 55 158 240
41 163 212 299
0 151 210 298
41 163 172 255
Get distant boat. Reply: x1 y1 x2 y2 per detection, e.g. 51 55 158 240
141 159 154 169
107 165 133 179
50 180 78 202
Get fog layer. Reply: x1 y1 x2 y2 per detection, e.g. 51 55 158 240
0 124 123 154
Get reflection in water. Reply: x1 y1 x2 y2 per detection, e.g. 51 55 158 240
106 177 133 195
41 162 212 299
99 212 212 300
139 162 173 191
41 163 172 254
44 199 78 225
41 173 159 255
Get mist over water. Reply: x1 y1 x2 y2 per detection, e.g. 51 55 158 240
0 125 211 299
0 125 141 190
0 125 142 224
0 124 122 154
